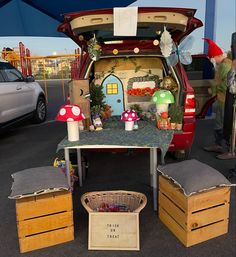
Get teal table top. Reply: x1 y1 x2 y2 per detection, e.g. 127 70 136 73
57 120 174 164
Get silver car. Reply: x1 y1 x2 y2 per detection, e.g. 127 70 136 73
0 59 46 128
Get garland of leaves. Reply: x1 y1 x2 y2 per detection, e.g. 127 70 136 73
127 75 160 90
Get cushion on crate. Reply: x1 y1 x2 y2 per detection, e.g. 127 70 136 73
157 159 231 196
9 166 70 199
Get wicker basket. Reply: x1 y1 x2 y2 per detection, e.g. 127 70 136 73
81 190 147 213
81 190 147 250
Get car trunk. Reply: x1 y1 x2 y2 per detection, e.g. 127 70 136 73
59 7 202 118
59 7 202 47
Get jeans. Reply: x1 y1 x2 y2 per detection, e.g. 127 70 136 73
213 100 225 146
214 129 224 146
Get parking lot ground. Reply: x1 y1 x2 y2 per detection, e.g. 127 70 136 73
0 82 235 257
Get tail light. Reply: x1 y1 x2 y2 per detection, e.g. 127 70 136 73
184 93 196 116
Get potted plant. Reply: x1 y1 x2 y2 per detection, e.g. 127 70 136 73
129 104 143 118
168 104 177 129
168 104 183 130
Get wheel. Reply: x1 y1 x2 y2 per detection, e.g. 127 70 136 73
32 96 47 123
174 149 191 161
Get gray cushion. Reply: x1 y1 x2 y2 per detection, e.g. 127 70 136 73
157 159 231 196
9 166 69 199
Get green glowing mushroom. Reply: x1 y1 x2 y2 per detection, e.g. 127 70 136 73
152 90 175 115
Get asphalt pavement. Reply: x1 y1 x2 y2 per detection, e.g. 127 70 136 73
0 81 235 257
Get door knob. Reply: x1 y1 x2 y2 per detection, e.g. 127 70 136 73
117 99 121 103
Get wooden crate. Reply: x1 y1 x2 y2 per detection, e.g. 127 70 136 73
159 176 230 247
16 191 74 253
88 212 139 250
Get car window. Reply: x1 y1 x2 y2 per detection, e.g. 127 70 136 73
0 62 24 82
183 56 215 80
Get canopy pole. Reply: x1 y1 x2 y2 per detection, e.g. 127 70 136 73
204 0 217 54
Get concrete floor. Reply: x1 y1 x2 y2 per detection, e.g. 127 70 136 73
0 118 235 257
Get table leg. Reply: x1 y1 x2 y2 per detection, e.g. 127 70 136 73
77 148 83 187
151 148 158 211
64 148 71 188
150 148 154 187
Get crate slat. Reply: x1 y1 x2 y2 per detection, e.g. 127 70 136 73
17 211 73 238
187 203 229 231
16 191 72 221
159 207 187 245
186 220 229 247
187 187 230 212
159 176 187 210
19 226 74 253
159 192 187 230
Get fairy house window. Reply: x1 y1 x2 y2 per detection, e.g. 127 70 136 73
106 83 118 94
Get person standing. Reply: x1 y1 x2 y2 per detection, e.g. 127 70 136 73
203 38 232 154
217 59 236 159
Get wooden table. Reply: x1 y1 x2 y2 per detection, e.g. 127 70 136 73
57 120 174 210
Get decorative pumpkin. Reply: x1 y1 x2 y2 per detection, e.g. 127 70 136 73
157 112 171 130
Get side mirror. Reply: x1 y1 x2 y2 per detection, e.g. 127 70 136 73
25 75 35 82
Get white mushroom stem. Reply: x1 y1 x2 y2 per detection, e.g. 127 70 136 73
125 121 134 131
67 121 79 141
156 104 169 116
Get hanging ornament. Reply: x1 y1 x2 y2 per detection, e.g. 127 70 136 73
87 34 102 61
153 39 159 46
166 36 194 66
113 49 119 55
78 35 84 41
159 26 173 58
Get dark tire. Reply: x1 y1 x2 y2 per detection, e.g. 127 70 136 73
174 149 191 161
32 96 47 123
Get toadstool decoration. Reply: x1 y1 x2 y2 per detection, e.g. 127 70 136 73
152 90 174 117
56 104 85 141
121 110 140 131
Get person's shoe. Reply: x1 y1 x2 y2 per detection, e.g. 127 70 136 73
216 152 236 160
203 145 224 153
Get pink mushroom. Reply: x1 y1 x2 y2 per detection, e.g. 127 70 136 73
121 110 139 131
56 104 85 141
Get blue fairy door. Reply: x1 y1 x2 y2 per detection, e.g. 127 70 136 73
102 75 124 116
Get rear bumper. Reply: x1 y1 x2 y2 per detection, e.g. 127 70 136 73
169 116 196 151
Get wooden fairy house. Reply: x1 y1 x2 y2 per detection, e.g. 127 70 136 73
94 57 163 116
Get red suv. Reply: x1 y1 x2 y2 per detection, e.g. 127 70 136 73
59 7 203 158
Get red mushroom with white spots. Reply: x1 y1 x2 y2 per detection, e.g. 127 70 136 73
121 110 140 131
56 104 85 141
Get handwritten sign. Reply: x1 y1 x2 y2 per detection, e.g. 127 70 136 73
89 212 139 250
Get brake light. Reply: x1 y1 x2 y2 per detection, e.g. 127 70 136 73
184 93 196 115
